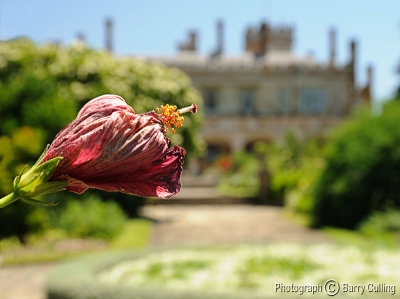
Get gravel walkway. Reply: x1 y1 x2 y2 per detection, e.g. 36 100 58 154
0 263 54 299
144 205 330 247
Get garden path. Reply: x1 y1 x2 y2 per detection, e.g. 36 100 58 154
0 262 53 299
145 205 330 247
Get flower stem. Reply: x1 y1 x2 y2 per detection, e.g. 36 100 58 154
0 192 19 208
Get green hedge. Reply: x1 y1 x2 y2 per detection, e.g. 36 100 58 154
52 196 127 240
45 250 268 299
311 101 400 229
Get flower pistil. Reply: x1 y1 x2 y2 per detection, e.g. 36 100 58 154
156 104 197 133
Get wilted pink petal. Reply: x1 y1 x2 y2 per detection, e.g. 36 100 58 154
42 94 186 198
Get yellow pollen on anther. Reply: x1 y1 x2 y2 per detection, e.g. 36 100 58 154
155 104 185 133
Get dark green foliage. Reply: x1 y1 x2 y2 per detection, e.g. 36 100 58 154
0 200 37 242
53 196 127 240
0 38 202 239
0 127 46 241
109 193 146 218
311 101 400 229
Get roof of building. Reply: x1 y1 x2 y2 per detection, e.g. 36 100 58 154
143 51 328 71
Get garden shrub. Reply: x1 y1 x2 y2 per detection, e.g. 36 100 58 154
359 209 400 235
53 196 127 240
218 134 324 207
218 151 260 198
0 38 202 149
311 101 400 229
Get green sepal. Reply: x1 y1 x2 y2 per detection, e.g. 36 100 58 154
1 145 68 208
13 165 28 192
13 145 49 191
34 144 50 167
18 156 63 191
20 196 59 207
25 181 68 198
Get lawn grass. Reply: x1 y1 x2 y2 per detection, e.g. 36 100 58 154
323 227 399 249
0 218 153 266
2 249 102 265
282 209 311 227
110 218 152 250
284 210 400 249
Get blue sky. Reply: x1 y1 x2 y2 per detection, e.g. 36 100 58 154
1 0 399 101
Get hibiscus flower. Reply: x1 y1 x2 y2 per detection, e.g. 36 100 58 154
0 94 197 208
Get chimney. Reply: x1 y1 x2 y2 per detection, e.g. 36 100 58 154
105 18 113 52
349 39 357 86
189 31 197 52
178 30 198 52
367 65 373 99
216 19 224 55
359 65 373 104
259 23 268 55
367 65 373 87
329 27 336 67
245 28 251 51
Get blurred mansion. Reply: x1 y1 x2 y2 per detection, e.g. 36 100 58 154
147 21 372 158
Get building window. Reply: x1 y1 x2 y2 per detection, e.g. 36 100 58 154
240 88 256 116
278 88 290 115
203 88 219 114
298 89 326 114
